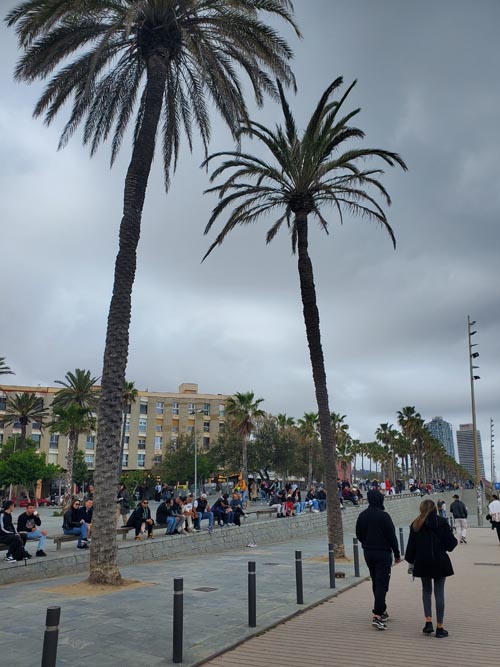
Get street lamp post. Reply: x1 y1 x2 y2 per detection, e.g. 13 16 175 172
490 418 495 486
193 408 204 499
467 316 482 526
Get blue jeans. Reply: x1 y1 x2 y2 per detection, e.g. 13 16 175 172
26 530 46 550
224 511 235 525
195 511 214 529
165 517 177 534
241 491 248 507
294 502 306 514
318 499 326 512
64 525 88 541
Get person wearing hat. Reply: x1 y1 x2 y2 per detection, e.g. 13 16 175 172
355 490 401 630
449 495 468 544
194 494 214 533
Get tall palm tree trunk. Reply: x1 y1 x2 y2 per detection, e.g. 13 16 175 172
308 441 313 485
90 56 169 585
118 405 127 478
296 215 344 557
242 435 248 486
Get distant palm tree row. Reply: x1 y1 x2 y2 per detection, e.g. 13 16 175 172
267 406 469 485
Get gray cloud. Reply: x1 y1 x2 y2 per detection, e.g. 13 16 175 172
1 0 499 476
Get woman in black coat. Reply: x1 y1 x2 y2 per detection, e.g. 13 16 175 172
405 498 457 638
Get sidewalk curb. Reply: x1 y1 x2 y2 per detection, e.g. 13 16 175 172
189 575 370 667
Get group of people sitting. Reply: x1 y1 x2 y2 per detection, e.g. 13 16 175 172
0 499 49 561
127 492 249 540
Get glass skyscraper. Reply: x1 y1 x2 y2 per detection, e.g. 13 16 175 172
425 416 455 459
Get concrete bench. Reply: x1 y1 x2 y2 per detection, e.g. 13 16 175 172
53 524 175 550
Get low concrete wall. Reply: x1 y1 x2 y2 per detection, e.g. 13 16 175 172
0 492 455 586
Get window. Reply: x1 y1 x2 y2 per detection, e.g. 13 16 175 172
0 397 6 411
219 404 225 417
188 403 195 415
125 418 130 434
32 421 42 430
172 402 179 415
219 422 225 433
31 433 41 444
202 437 210 450
156 402 164 415
86 435 95 450
13 421 22 429
140 403 148 415
155 436 163 450
123 436 129 450
203 403 210 416
85 455 94 467
155 424 162 433
153 455 162 466
187 425 194 434
137 453 145 467
138 438 146 450
122 453 129 468
139 418 147 433
171 425 179 433
203 421 210 432
49 434 59 450
126 403 132 414
170 437 178 451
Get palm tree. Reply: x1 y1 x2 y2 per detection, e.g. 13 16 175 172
3 392 49 445
336 437 355 484
7 0 299 586
0 357 14 376
225 391 265 484
118 380 138 476
52 369 99 499
297 412 318 484
375 422 399 484
202 78 407 556
50 404 96 504
397 406 421 479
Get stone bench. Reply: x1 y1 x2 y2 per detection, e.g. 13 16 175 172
53 524 174 550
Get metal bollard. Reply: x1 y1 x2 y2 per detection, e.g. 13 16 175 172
248 561 256 627
295 550 304 604
328 542 336 589
41 606 60 667
172 578 184 663
353 537 360 577
399 527 405 555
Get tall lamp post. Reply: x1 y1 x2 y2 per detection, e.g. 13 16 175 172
490 418 495 486
193 408 204 499
467 316 482 526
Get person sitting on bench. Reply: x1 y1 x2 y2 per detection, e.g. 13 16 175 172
127 499 154 540
63 498 89 549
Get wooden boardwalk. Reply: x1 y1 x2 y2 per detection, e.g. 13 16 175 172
201 527 500 667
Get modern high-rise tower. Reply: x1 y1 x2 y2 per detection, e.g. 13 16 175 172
456 423 485 478
425 417 455 459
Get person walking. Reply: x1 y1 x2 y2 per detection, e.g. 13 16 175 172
405 498 457 637
449 494 468 544
355 490 401 630
488 494 500 545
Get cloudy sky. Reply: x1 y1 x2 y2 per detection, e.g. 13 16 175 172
1 1 499 477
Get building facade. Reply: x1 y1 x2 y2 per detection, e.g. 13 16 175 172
0 382 228 472
425 416 456 459
456 423 485 479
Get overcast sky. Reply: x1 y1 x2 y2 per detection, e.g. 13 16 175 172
1 1 499 477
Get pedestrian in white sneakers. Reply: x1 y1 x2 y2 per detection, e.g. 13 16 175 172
449 494 468 543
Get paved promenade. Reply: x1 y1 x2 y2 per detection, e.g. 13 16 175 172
202 527 500 667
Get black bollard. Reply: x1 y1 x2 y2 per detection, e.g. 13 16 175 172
328 543 336 589
353 537 360 577
248 561 256 627
295 550 304 604
399 527 405 555
172 578 184 663
41 606 60 667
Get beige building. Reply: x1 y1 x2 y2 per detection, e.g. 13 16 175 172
0 382 228 472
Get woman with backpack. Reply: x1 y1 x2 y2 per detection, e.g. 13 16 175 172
405 498 457 638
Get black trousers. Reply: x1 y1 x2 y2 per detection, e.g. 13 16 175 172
363 549 392 616
0 532 27 556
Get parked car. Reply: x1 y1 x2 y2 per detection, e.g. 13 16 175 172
18 497 53 507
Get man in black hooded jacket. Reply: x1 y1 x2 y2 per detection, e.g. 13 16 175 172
355 490 401 630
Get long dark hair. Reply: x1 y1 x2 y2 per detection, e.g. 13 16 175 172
412 499 437 532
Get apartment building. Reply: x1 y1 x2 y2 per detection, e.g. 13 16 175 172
0 382 228 472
